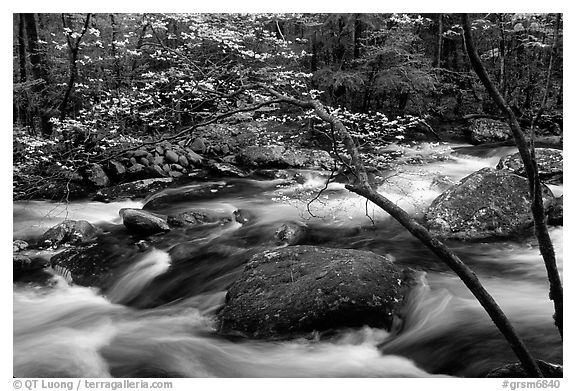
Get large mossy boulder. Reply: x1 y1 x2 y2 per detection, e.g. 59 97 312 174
425 168 556 240
466 118 512 144
219 245 411 339
496 148 563 184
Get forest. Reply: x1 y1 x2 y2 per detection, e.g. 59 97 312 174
13 13 563 380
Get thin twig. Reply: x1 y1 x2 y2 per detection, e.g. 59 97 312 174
306 162 338 218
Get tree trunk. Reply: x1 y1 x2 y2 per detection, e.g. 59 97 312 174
110 13 121 89
17 14 27 83
22 13 53 135
260 83 543 377
462 14 562 341
311 30 318 72
131 19 149 76
353 14 362 60
59 13 91 121
498 14 506 98
435 14 443 67
531 13 561 128
23 13 46 82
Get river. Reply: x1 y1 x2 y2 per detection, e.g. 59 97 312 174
13 142 563 378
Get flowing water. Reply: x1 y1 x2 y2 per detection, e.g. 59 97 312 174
13 142 562 378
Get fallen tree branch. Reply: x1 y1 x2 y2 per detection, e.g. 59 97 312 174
462 113 507 121
90 78 547 376
252 83 543 377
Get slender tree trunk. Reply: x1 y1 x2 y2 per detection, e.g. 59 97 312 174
16 14 29 126
310 30 318 72
435 14 443 67
498 14 506 98
131 19 149 76
18 14 27 83
110 13 121 89
353 14 362 60
59 13 91 121
259 84 543 377
531 13 561 128
23 13 45 82
462 14 562 340
22 13 53 135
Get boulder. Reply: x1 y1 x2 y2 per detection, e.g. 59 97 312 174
145 164 167 178
496 148 563 184
186 150 203 165
167 209 233 227
41 220 98 247
83 163 110 188
233 209 256 225
107 160 126 178
51 242 137 290
119 208 170 235
133 149 148 158
165 150 179 164
425 168 556 240
237 145 332 169
236 145 289 168
485 360 562 378
548 195 563 226
303 149 333 169
127 163 146 177
219 246 410 339
93 178 174 202
178 155 189 168
274 222 307 245
208 162 249 178
467 119 512 144
153 156 164 166
191 138 207 153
